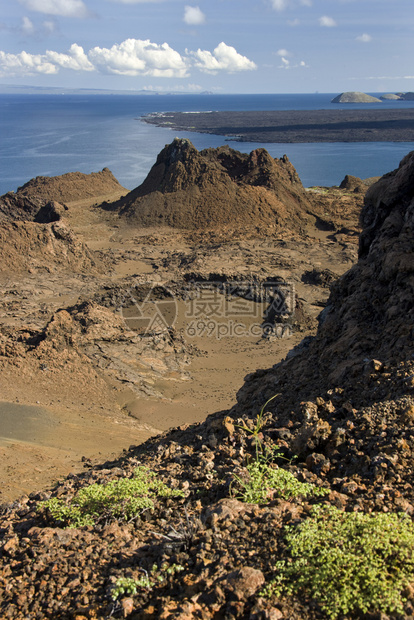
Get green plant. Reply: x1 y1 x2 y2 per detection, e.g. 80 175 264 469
232 447 328 505
262 505 414 618
237 394 279 446
161 562 185 576
111 576 152 600
39 466 185 527
110 564 185 601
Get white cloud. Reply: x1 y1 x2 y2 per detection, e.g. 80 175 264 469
0 50 58 75
183 6 205 26
277 48 290 57
0 38 256 78
270 0 289 10
277 53 308 70
0 44 93 76
319 15 337 27
46 43 94 71
21 16 35 34
142 83 204 92
191 42 257 74
350 75 414 81
356 33 372 43
19 0 89 18
88 39 189 77
270 0 311 10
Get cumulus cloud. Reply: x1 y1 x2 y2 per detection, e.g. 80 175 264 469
0 43 93 76
89 39 189 77
46 43 94 71
183 6 205 26
356 33 372 43
0 38 256 78
319 15 337 27
0 50 58 75
19 0 89 18
191 42 257 74
277 48 291 57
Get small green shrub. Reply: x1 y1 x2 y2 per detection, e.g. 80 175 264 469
233 449 328 505
110 564 185 600
39 466 185 527
111 576 152 600
262 505 414 618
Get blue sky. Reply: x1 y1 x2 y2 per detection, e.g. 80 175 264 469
0 0 413 93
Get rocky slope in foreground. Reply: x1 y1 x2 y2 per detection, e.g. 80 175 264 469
1 153 413 619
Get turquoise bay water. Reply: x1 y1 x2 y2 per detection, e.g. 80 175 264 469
1 93 414 194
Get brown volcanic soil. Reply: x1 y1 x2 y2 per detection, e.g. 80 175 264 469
0 150 413 620
0 220 106 275
108 139 314 232
15 167 126 204
0 168 126 223
0 144 364 502
143 108 414 142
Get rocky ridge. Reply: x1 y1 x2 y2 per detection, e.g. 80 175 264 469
0 168 128 276
15 168 126 204
108 139 314 233
0 147 413 619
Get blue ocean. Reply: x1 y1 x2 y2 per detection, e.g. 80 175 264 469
1 92 414 195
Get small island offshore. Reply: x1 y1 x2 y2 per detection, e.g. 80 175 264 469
143 92 414 143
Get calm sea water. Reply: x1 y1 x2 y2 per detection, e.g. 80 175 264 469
1 93 414 194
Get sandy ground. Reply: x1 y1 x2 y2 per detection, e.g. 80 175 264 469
0 189 360 502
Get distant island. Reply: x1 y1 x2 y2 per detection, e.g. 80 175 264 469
331 92 382 103
331 91 414 103
142 108 414 143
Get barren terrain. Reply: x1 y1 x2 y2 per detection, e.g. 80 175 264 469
0 146 363 502
2 143 414 620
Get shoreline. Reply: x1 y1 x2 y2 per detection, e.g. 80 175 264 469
142 108 414 143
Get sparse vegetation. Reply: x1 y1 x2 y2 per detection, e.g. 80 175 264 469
110 564 185 601
236 394 279 448
110 576 153 600
232 447 328 504
39 466 185 527
262 505 414 618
